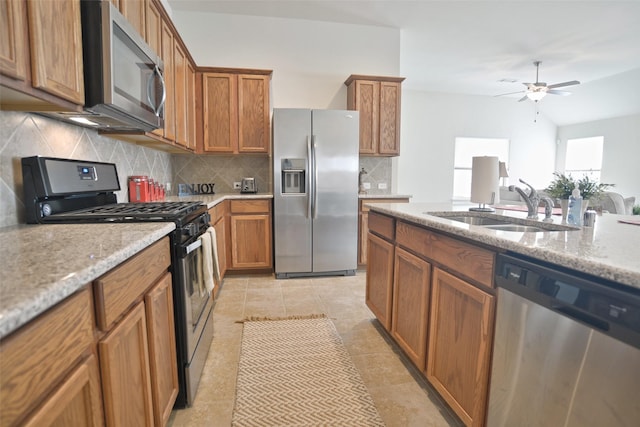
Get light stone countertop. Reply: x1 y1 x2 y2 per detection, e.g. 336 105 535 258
366 202 640 291
0 222 175 339
0 193 272 340
358 194 412 199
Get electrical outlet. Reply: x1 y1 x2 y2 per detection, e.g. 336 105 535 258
233 182 241 189
378 182 387 190
363 182 371 190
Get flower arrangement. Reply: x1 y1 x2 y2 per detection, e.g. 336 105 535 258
545 172 613 200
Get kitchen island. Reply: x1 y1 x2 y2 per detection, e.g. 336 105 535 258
367 202 640 289
364 201 639 427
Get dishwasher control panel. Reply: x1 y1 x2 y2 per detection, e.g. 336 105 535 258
496 253 640 349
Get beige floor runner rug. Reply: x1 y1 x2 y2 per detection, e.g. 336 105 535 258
232 315 386 426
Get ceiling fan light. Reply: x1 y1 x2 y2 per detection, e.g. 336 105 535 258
526 91 547 101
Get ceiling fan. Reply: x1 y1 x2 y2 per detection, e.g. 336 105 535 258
496 61 580 102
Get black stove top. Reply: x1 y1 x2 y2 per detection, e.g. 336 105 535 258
44 201 206 223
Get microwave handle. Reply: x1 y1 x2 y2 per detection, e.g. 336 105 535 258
147 65 166 117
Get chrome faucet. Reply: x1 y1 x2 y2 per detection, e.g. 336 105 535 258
509 179 541 219
539 196 556 222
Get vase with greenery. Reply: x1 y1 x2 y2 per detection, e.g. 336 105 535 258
576 175 613 200
545 172 576 200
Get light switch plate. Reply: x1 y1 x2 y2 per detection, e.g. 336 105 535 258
363 182 371 189
378 183 387 190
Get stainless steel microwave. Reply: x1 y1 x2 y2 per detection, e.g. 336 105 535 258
76 0 165 131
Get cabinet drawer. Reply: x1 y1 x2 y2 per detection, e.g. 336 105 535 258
230 199 270 214
94 237 171 331
396 221 495 288
208 200 228 223
368 211 395 241
0 287 94 426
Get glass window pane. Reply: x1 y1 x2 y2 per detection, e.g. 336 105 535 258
565 136 603 172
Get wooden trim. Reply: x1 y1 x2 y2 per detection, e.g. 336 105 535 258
344 74 405 86
197 66 273 76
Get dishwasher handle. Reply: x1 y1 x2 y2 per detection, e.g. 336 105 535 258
552 304 610 332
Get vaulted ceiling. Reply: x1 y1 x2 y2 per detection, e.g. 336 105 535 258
169 0 640 126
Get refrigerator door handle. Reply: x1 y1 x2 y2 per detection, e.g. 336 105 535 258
311 135 318 219
307 135 313 219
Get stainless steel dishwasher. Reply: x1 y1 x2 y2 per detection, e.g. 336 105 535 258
487 253 640 427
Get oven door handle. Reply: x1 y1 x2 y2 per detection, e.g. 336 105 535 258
184 239 202 256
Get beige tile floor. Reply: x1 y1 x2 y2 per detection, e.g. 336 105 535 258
169 272 462 427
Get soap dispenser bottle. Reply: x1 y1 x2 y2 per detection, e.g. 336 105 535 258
567 188 583 226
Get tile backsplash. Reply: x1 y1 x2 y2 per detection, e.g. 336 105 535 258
0 111 172 227
1 111 394 227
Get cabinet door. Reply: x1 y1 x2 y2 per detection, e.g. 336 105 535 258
378 81 401 155
0 0 28 80
202 73 238 153
119 0 146 40
353 80 379 154
358 209 369 265
144 274 178 427
391 248 430 371
186 60 196 150
237 74 270 154
213 214 227 281
22 355 104 427
160 21 175 140
145 0 162 55
27 0 84 104
99 303 154 427
230 213 272 269
426 267 495 427
365 232 394 330
173 41 188 148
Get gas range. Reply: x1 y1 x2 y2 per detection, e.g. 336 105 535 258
21 156 206 225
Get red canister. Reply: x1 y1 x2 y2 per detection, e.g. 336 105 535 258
128 176 150 202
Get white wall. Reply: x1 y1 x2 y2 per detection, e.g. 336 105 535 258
172 11 401 109
398 90 558 202
557 114 640 201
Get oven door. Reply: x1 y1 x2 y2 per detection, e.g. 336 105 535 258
178 237 214 361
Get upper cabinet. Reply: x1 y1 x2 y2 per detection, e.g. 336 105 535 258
1 0 84 110
345 75 405 156
199 69 272 155
118 0 145 40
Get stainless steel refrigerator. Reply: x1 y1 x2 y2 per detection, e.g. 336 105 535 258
273 109 359 278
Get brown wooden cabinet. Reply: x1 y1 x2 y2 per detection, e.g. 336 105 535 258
345 75 404 156
358 197 409 265
209 201 229 288
159 20 175 142
426 267 495 427
1 0 84 110
99 303 154 427
200 69 272 154
94 237 177 427
391 247 431 371
118 0 146 40
229 199 272 270
173 40 189 148
0 287 101 427
365 232 395 331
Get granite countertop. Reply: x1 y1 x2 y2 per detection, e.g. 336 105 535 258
0 193 272 340
358 194 412 199
0 222 175 339
166 192 273 209
366 202 640 290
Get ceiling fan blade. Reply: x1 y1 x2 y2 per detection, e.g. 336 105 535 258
547 89 572 96
517 95 529 102
494 90 525 97
547 80 580 89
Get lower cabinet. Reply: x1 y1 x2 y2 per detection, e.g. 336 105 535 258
0 237 178 427
365 232 395 330
366 212 497 427
99 303 154 427
229 199 272 270
208 201 229 289
0 287 101 427
426 268 495 427
391 247 430 371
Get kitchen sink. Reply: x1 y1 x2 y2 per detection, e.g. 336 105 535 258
426 211 580 232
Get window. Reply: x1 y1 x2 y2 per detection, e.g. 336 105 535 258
565 136 604 181
453 137 509 200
